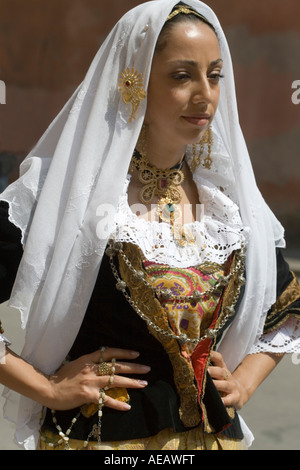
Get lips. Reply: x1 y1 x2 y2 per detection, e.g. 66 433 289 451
182 114 211 127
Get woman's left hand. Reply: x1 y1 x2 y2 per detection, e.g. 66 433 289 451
208 351 245 410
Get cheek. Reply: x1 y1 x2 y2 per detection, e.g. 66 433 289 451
146 87 182 122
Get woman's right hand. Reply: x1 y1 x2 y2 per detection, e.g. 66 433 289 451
47 348 150 412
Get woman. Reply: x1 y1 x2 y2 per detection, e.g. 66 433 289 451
0 0 299 450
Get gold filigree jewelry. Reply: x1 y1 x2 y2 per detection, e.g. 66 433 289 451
130 150 193 245
131 151 185 206
172 224 196 246
190 126 213 172
97 362 112 376
118 67 146 122
167 5 212 27
130 125 197 246
157 197 182 225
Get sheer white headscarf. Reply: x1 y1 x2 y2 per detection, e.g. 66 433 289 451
1 0 284 449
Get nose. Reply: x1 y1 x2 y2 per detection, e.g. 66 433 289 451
191 76 211 106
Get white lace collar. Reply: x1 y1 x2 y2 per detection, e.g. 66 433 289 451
112 173 250 268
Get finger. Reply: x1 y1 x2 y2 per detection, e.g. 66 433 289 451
92 360 151 377
114 361 151 375
208 365 229 381
99 374 148 391
89 348 140 364
213 378 233 394
103 394 132 412
92 362 151 377
222 393 237 407
210 351 226 368
102 348 141 362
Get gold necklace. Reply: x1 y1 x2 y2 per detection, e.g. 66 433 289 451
130 150 196 246
129 149 185 226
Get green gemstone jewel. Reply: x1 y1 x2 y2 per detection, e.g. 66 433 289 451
166 203 175 213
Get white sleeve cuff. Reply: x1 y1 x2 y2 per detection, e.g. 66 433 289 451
249 316 300 355
0 334 11 364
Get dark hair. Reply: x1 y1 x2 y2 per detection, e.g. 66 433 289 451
155 3 217 54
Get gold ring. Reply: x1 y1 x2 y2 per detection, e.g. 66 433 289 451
98 362 112 376
224 369 229 381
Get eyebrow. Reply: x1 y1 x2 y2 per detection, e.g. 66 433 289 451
168 58 223 67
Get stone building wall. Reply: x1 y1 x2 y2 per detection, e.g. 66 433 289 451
0 0 299 249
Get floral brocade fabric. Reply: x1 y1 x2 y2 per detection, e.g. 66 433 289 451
143 260 226 357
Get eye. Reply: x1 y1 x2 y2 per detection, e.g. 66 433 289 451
171 71 191 81
208 72 224 83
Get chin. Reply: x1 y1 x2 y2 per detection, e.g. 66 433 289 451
184 129 208 145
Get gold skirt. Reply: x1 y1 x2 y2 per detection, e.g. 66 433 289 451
38 426 245 451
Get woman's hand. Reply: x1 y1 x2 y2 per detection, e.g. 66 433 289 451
208 350 284 411
47 347 150 412
208 351 245 410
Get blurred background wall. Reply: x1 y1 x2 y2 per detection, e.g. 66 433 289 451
0 0 299 252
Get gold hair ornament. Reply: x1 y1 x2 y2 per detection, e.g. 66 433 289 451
118 67 146 122
167 5 213 28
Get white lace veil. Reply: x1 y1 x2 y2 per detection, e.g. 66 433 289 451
0 0 285 449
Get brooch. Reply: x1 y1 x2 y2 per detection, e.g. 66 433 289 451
118 67 146 122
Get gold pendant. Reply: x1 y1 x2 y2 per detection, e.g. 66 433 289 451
157 197 182 225
157 198 195 246
173 224 196 247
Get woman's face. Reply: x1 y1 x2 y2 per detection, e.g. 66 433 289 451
145 20 222 148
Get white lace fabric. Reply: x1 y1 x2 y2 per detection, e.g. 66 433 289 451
249 317 300 355
113 174 248 267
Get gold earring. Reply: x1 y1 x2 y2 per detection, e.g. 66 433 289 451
118 67 146 122
190 126 213 172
